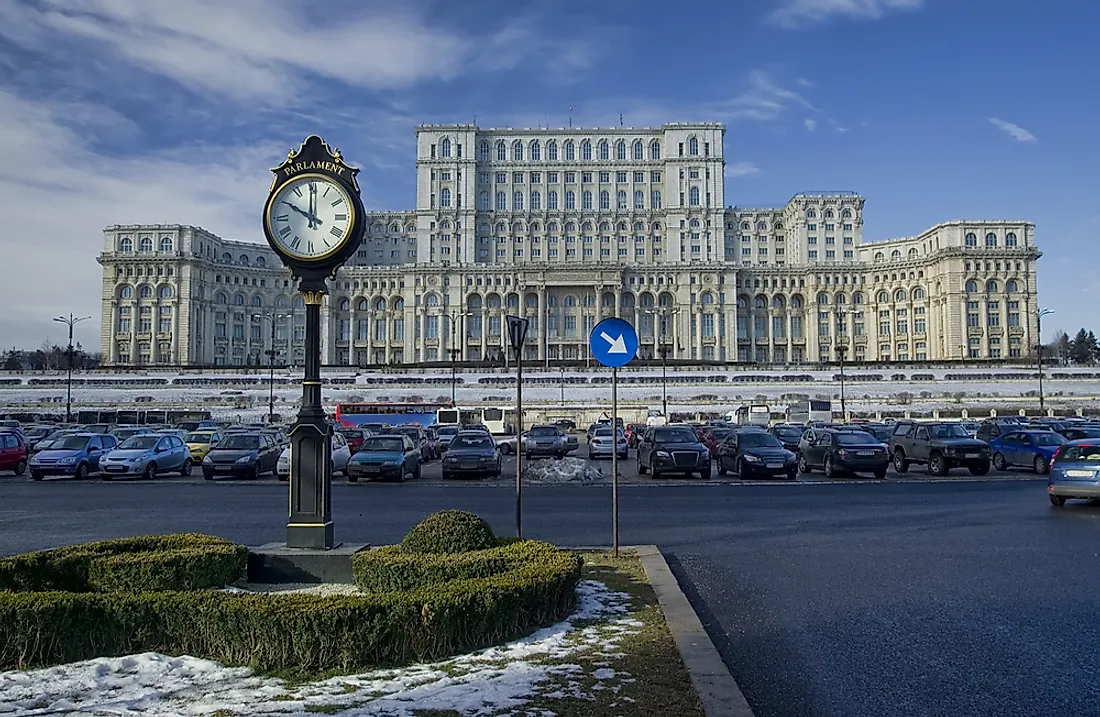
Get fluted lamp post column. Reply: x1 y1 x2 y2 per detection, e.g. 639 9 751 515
53 314 91 423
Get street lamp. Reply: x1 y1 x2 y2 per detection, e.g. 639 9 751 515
559 364 566 405
1037 307 1054 415
254 312 291 423
646 308 678 418
52 313 91 423
833 307 853 421
438 309 471 405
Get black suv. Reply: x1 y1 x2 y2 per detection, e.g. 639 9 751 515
716 430 797 480
637 425 711 479
890 422 991 476
798 427 890 479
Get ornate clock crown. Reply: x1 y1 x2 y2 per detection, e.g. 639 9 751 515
270 135 360 193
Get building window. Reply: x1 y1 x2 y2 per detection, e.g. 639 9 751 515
440 188 451 207
689 187 700 206
688 137 698 155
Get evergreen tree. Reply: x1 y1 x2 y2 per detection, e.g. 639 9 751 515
1069 328 1094 364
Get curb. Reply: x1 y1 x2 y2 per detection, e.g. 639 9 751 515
633 544 756 717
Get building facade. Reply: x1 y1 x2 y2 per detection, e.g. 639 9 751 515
97 122 1041 367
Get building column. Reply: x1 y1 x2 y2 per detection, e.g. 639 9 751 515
348 306 357 366
170 302 180 363
537 288 547 361
109 303 120 364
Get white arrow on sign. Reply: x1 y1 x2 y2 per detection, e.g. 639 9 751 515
600 331 628 354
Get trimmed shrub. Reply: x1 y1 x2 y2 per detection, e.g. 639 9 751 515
0 549 583 671
353 539 561 593
0 534 246 593
400 510 497 554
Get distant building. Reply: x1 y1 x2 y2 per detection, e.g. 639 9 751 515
97 122 1040 366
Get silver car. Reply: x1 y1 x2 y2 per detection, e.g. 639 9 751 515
99 433 193 479
524 425 568 459
588 426 628 459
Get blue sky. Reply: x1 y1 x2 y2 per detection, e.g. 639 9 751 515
0 0 1096 350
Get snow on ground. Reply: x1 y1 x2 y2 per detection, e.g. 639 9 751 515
0 580 642 717
523 457 603 483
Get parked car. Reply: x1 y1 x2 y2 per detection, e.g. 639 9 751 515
435 424 462 453
99 433 193 480
589 425 628 460
442 431 502 479
716 430 797 480
276 431 351 481
889 422 991 476
389 425 432 459
976 417 1029 443
625 423 647 448
699 426 734 455
636 425 710 479
336 427 367 454
769 423 806 452
184 430 222 461
28 433 118 481
346 434 421 482
990 429 1066 474
1057 426 1100 442
109 426 153 442
525 425 569 460
201 432 281 480
175 420 219 433
0 431 28 476
959 421 981 438
1047 439 1100 506
799 428 890 479
20 425 58 450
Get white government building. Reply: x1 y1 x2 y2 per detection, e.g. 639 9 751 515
98 122 1041 368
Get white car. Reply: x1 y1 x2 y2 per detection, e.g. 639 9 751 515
277 432 351 481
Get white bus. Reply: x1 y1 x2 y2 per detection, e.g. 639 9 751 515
726 404 771 427
787 399 833 425
436 406 513 435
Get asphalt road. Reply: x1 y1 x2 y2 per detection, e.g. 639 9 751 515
2 474 1097 717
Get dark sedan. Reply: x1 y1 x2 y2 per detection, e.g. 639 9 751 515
441 431 501 480
346 434 420 482
768 423 806 452
717 431 797 480
201 432 280 480
637 425 711 479
799 428 889 479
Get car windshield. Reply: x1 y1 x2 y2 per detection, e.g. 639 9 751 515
119 436 160 450
436 425 461 436
654 429 696 444
710 429 732 440
53 436 90 451
741 433 783 449
185 432 214 443
773 427 803 440
928 425 970 439
217 435 259 450
595 427 623 437
392 427 417 437
361 437 405 452
1059 445 1100 463
451 435 495 449
339 430 364 439
25 427 52 437
1033 432 1066 446
835 432 878 445
529 427 559 437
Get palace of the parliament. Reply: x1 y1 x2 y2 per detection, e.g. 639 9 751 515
98 122 1040 367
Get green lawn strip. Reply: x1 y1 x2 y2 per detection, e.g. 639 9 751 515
519 552 707 717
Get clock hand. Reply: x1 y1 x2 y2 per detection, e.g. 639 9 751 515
308 184 317 229
281 201 323 226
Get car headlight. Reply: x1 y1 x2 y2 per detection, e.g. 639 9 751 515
203 455 213 464
381 461 398 467
445 456 458 463
742 454 761 463
60 457 75 465
479 456 493 463
235 455 255 464
655 450 670 458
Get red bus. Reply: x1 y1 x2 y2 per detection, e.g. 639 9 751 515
334 402 450 428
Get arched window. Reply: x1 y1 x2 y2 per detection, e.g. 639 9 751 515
1006 279 1019 294
1005 231 1018 247
616 190 626 209
754 296 766 309
530 141 540 161
651 191 661 208
835 293 847 305
513 141 523 161
913 287 926 300
548 191 558 209
688 137 698 155
650 141 661 160
338 298 350 311
806 209 817 219
689 187 700 205
441 138 451 157
513 191 524 210
239 254 249 265
633 140 644 160
479 191 490 210
842 209 852 219
792 295 804 308
139 237 153 252
908 247 919 257
496 192 506 210
582 140 592 160
440 188 451 207
824 210 834 219
965 280 978 293
583 191 593 210
531 191 541 210
255 256 265 268
214 292 227 305
965 232 978 247
741 221 751 230
393 298 404 311
894 288 907 302
599 191 609 210
853 292 864 305
772 296 786 309
138 284 153 299
221 252 232 263
158 285 173 299
158 236 172 252
634 190 644 209
251 295 262 307
118 237 132 252
374 298 386 311
357 298 368 311
565 191 575 209
874 252 884 262
564 140 574 160
616 140 626 160
817 292 829 305
985 232 998 248
478 141 490 160
547 141 557 160
598 140 609 160
891 250 901 260
736 296 748 309
757 221 767 230
877 291 889 303
496 140 506 161
986 279 999 293
118 285 133 299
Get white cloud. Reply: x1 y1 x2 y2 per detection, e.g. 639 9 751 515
988 117 1038 143
769 0 924 28
796 77 814 87
804 118 818 131
719 70 818 121
727 162 761 177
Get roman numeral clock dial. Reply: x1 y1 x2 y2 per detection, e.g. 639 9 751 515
266 174 355 260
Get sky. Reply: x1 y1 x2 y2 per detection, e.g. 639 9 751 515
0 0 1097 351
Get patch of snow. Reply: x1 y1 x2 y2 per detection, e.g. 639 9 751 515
523 457 603 483
224 583 361 597
0 580 638 717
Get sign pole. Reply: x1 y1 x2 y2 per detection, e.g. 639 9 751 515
611 365 619 557
515 348 523 539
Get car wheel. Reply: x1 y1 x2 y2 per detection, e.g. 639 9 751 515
824 456 836 480
13 459 26 476
893 449 909 473
1049 493 1066 506
992 452 1008 471
874 467 887 480
787 469 798 480
969 462 990 476
1034 455 1050 475
651 467 661 479
180 459 193 477
717 459 728 476
798 453 811 474
279 473 288 482
500 443 512 455
31 471 43 481
251 466 260 481
414 464 422 480
698 466 711 480
75 463 89 481
142 462 157 481
928 452 948 477
203 472 213 481
637 460 648 475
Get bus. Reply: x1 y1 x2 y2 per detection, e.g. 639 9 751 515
787 400 833 425
726 404 771 427
335 402 448 428
436 406 514 435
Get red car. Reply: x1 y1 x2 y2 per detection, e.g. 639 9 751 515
0 431 28 476
337 428 366 454
699 426 734 455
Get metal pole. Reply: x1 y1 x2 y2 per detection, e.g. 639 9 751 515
560 365 565 405
661 345 668 418
65 320 74 423
515 349 523 539
268 316 276 423
611 366 619 556
1037 313 1045 415
839 346 847 420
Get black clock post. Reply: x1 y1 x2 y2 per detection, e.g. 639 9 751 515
261 135 366 552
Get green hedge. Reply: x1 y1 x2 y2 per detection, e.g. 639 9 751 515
0 549 583 671
399 510 497 554
0 534 246 593
353 539 562 593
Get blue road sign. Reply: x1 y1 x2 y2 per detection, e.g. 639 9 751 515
590 317 639 368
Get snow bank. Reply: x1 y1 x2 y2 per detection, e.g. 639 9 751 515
0 580 639 717
523 457 603 483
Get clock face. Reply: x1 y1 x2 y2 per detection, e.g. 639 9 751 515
267 174 355 260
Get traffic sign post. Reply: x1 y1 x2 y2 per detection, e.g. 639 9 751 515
590 317 639 556
506 315 529 539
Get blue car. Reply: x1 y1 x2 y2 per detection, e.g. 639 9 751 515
98 433 193 480
990 429 1066 475
346 434 420 483
1048 439 1100 506
28 432 118 481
